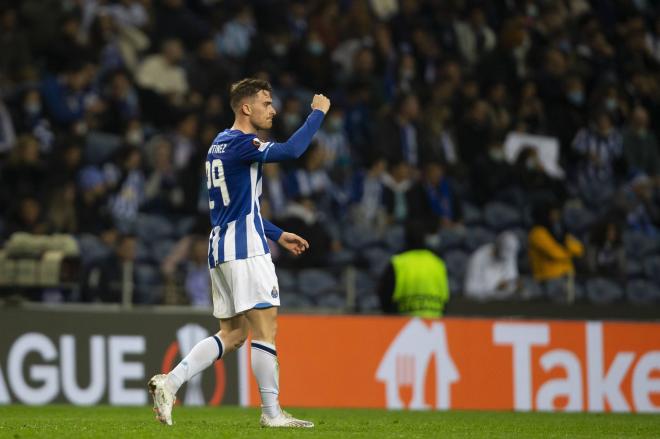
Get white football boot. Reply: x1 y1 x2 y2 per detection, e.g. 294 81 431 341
260 409 314 428
148 374 176 426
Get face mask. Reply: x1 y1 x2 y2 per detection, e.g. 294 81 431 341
327 117 343 132
567 90 584 105
272 43 287 56
605 98 617 111
25 102 41 115
307 41 325 55
126 130 144 146
284 113 301 129
489 148 505 161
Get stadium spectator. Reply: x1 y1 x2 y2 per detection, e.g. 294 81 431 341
528 203 584 301
378 220 450 317
382 161 427 224
421 161 463 230
464 231 520 301
585 217 626 281
135 38 188 104
571 111 624 207
622 106 660 178
82 233 137 303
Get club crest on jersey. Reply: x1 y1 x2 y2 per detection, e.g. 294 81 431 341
252 138 262 148
271 286 279 298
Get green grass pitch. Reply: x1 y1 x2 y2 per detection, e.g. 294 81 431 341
0 405 659 438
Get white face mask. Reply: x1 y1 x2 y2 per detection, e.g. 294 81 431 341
489 148 505 161
126 129 144 146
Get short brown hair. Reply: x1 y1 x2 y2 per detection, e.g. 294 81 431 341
229 78 272 112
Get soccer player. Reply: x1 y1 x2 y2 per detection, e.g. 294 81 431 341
148 78 330 428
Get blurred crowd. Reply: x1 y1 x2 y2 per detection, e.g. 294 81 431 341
1 0 659 308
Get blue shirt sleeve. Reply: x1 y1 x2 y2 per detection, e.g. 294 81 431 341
236 110 325 163
262 218 283 241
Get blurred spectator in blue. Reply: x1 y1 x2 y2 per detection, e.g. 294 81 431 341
285 142 335 216
102 69 140 133
108 146 144 232
315 106 351 171
422 161 463 230
572 111 625 207
41 60 100 130
585 217 626 281
215 5 255 59
161 233 211 307
168 111 198 171
143 136 184 214
12 89 55 151
616 174 660 237
261 163 289 220
77 165 111 234
464 231 520 301
623 106 660 178
349 156 387 235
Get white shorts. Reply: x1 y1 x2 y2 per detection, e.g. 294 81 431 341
210 253 280 319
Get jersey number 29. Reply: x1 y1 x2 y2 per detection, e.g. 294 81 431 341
206 159 230 208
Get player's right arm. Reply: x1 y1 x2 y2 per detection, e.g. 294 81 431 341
238 94 331 163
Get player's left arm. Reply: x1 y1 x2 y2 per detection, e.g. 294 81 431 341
263 218 309 256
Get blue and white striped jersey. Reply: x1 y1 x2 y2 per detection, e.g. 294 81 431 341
206 130 272 266
206 110 325 267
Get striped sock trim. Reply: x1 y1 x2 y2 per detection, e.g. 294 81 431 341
251 341 277 357
213 335 224 360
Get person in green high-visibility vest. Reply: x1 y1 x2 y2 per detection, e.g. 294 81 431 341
377 220 450 317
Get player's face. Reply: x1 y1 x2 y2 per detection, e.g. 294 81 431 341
250 90 277 130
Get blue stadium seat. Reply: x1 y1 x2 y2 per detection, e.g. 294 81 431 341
384 225 405 252
355 269 376 297
520 276 543 300
134 263 162 304
562 204 595 234
625 259 644 278
437 228 465 253
316 292 345 309
626 279 660 305
623 231 660 260
484 202 522 232
175 216 197 238
281 291 312 309
151 239 176 264
643 255 660 285
136 214 175 241
462 202 483 226
342 224 382 250
76 234 111 266
442 250 469 283
298 269 339 299
275 268 297 292
464 226 496 251
586 278 624 304
357 292 381 312
363 246 394 276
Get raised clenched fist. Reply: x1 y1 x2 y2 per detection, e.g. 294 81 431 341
311 94 331 114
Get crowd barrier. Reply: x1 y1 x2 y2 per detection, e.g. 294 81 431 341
1 307 658 413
